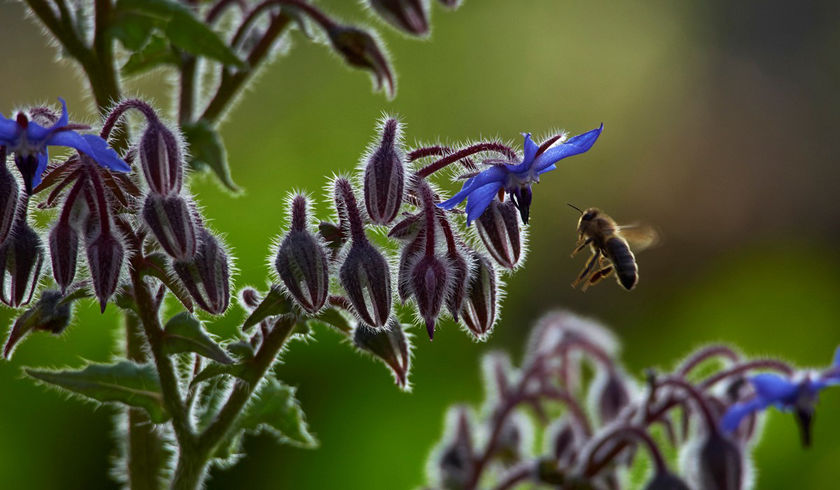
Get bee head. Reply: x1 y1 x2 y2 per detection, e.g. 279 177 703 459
581 208 600 222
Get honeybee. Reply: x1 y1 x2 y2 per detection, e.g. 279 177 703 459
568 205 659 291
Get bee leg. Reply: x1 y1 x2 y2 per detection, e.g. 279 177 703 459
572 250 601 288
582 266 613 292
571 237 593 257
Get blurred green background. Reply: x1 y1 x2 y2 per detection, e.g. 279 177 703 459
2 0 840 488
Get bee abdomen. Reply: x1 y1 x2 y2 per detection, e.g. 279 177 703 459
606 238 638 290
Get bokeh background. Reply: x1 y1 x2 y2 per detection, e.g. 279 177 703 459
2 0 840 488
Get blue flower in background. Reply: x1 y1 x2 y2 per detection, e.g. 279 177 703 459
722 347 840 446
439 124 603 225
0 98 129 193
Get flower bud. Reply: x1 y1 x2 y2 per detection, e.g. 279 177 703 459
595 371 631 424
363 118 405 225
388 212 421 241
549 419 583 466
0 158 19 246
49 220 79 293
369 0 429 37
3 290 73 359
397 236 424 302
645 471 691 490
142 194 197 260
411 254 448 340
354 316 410 388
438 407 474 489
445 247 469 321
686 431 744 490
318 221 346 250
275 195 329 314
86 231 124 312
139 120 183 196
475 200 522 269
174 229 231 315
0 218 44 307
460 252 497 338
327 25 395 98
339 242 392 327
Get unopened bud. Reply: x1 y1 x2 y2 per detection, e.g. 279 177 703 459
363 118 405 225
445 247 469 321
596 371 631 424
550 420 582 466
475 200 522 269
0 157 19 245
493 417 523 465
460 252 497 338
275 195 329 314
438 406 474 489
174 229 231 315
327 25 395 98
142 194 197 260
687 431 744 490
397 236 423 302
240 287 261 310
3 290 72 359
0 218 45 307
645 471 691 490
339 241 392 327
411 254 448 340
139 120 183 195
369 0 429 36
86 231 124 312
49 220 79 293
354 316 410 388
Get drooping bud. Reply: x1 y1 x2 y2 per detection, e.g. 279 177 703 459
0 150 20 245
174 228 231 315
686 431 744 490
0 218 45 307
139 119 183 196
85 231 124 312
142 194 197 260
327 25 395 98
49 220 79 293
397 236 424 302
460 252 497 338
549 419 583 466
492 416 525 465
274 195 329 314
354 316 410 389
335 179 392 327
438 406 475 490
475 199 522 269
363 118 405 225
3 289 75 359
644 471 691 490
440 213 469 320
595 371 632 424
369 0 429 37
410 182 449 340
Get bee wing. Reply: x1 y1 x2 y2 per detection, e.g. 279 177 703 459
616 223 661 252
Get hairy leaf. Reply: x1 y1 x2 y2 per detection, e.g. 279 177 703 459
308 307 352 334
26 362 170 423
191 361 249 388
4 288 90 359
122 34 179 76
140 253 194 312
182 121 239 192
241 285 293 331
163 312 233 364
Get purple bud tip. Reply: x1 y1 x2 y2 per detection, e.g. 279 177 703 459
241 288 260 309
335 178 367 243
86 231 124 311
290 194 308 232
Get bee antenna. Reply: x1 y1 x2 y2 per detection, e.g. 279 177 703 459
567 203 583 214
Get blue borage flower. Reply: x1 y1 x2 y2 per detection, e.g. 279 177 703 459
722 347 840 445
0 98 129 193
438 124 603 225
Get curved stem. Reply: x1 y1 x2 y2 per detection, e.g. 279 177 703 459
678 345 740 376
655 377 717 432
585 426 667 477
700 359 794 389
100 99 160 140
415 142 518 178
492 462 532 490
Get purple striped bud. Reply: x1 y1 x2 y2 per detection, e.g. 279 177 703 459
327 25 395 98
363 118 405 225
460 252 497 338
438 407 475 489
354 316 410 389
687 431 744 490
0 218 45 307
444 247 469 321
275 195 329 314
397 236 423 302
411 255 448 340
86 231 124 312
142 194 197 260
174 229 231 315
369 0 429 37
645 472 691 490
49 220 79 293
596 371 631 424
0 152 19 245
475 200 522 269
139 120 183 196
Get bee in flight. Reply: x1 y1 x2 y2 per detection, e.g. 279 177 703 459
568 204 659 291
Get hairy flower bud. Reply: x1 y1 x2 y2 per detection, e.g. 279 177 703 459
369 0 429 37
174 229 231 315
0 218 45 307
49 219 79 293
596 371 631 424
475 200 522 269
139 120 183 196
340 242 392 327
397 236 424 302
645 471 691 490
86 231 124 312
445 247 469 320
354 316 410 388
411 254 448 340
3 289 74 359
0 157 19 245
438 407 474 489
327 25 395 98
275 195 329 314
363 118 405 225
142 194 197 260
687 431 744 490
460 252 497 338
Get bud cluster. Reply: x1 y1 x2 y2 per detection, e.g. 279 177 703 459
425 311 822 490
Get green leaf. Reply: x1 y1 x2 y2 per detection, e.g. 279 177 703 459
191 361 249 388
122 34 179 76
182 120 239 192
241 285 293 331
26 362 170 423
163 312 233 364
116 0 245 68
308 307 352 334
140 253 194 312
109 11 158 51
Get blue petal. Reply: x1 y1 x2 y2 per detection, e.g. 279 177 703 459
0 113 18 145
47 129 94 155
80 134 130 172
30 152 49 190
537 163 556 175
832 346 840 369
465 182 503 225
439 166 507 210
721 398 767 432
532 123 603 172
522 133 538 165
750 373 799 403
53 98 69 129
